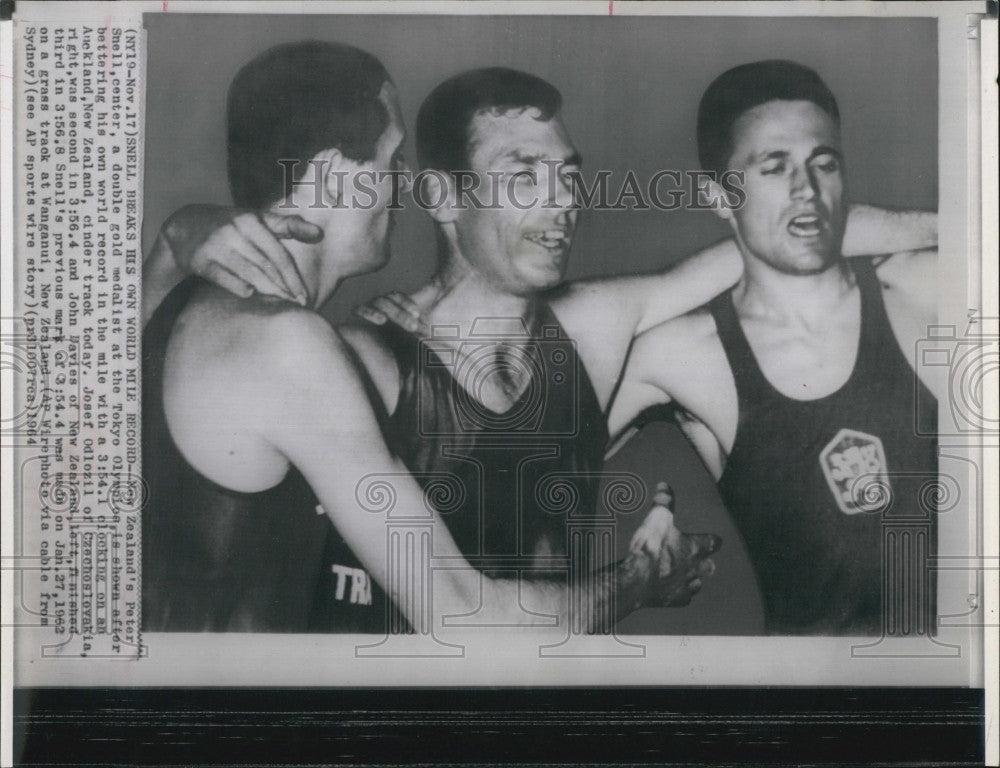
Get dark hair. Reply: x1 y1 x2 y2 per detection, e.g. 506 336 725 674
697 60 840 174
416 67 562 173
227 41 390 209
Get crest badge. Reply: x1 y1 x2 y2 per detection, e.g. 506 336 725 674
819 428 890 514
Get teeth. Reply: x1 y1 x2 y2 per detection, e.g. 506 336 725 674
526 230 566 247
788 215 822 236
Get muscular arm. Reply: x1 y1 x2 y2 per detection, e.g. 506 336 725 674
143 206 317 327
145 202 935 337
842 205 937 259
605 311 734 468
559 204 937 339
253 311 705 630
873 247 938 312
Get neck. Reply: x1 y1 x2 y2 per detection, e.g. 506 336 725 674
733 253 854 325
268 203 346 310
281 232 349 310
413 256 537 337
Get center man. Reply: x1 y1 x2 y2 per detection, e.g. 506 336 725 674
142 43 714 634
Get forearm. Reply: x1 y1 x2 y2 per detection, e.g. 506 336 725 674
843 204 937 257
142 233 187 327
496 550 654 633
633 239 743 335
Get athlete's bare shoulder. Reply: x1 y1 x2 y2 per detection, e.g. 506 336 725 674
162 287 355 490
174 291 349 402
338 320 402 414
626 305 737 448
870 249 939 394
873 248 937 314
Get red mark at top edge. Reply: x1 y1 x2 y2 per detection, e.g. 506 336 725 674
608 0 614 16
162 1 169 11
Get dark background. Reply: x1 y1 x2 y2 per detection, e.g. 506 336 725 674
143 14 937 634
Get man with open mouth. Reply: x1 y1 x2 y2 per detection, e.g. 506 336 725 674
609 60 939 635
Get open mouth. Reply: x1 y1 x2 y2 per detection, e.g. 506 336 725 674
787 214 824 238
524 229 569 250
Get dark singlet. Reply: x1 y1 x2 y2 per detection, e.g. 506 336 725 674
374 304 609 573
142 278 388 633
709 258 938 635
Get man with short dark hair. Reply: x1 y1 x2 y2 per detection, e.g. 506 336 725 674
143 45 710 634
610 60 939 635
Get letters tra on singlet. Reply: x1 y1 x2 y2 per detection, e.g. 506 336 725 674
141 278 388 633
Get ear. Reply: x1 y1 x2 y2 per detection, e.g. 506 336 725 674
702 178 735 223
420 170 461 225
311 147 347 206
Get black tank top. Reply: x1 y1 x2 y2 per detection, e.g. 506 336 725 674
142 278 388 633
374 303 609 572
710 259 938 635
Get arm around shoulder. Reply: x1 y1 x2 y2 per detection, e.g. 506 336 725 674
843 204 937 257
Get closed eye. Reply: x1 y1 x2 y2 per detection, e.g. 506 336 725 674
811 155 841 173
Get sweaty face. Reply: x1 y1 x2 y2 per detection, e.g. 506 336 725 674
725 100 846 275
453 109 581 295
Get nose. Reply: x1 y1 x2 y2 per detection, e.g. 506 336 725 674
545 166 578 210
790 163 819 202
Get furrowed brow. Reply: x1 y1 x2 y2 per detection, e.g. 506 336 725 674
753 150 790 164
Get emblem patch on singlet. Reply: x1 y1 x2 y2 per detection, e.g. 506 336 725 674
819 428 890 515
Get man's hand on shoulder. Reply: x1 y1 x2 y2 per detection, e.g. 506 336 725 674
352 291 429 335
161 204 322 305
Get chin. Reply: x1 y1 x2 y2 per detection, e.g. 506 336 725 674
523 268 566 294
772 242 842 274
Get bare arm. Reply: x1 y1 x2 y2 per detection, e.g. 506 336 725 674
254 312 713 629
563 204 938 337
842 205 937 258
873 248 938 312
142 205 320 327
147 202 935 339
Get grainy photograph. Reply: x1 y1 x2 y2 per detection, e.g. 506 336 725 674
2 2 995 765
139 11 945 640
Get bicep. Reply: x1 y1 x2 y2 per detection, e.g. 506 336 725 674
843 205 937 257
606 366 671 443
558 239 742 342
875 249 938 312
604 240 742 335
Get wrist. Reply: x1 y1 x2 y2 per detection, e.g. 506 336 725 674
614 549 656 617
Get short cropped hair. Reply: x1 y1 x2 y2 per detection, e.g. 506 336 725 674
416 67 563 173
697 60 840 174
227 41 390 209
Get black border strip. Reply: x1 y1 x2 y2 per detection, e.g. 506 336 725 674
13 686 984 766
